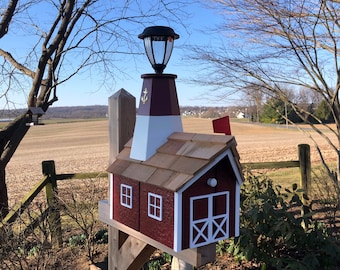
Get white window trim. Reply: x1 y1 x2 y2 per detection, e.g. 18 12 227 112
148 192 163 221
120 184 132 209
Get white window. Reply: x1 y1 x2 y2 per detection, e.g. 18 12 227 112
148 193 163 221
120 184 132 209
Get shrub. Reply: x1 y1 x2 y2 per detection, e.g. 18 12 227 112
142 251 172 270
0 176 108 269
0 203 59 270
69 234 86 247
59 177 108 263
227 173 340 270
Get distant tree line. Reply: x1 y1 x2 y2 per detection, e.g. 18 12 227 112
260 98 334 124
1 106 108 120
43 106 108 119
1 105 231 120
236 84 335 124
2 101 330 124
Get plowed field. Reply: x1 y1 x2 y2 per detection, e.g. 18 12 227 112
6 118 336 206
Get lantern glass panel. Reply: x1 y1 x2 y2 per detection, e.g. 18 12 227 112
152 38 166 65
164 37 174 65
144 37 155 65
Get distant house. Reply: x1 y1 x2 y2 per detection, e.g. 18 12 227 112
236 112 245 119
107 131 243 252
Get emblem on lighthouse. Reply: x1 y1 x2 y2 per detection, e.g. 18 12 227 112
141 88 148 104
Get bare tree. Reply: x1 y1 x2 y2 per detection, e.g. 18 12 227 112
190 0 340 200
242 83 265 122
0 0 188 218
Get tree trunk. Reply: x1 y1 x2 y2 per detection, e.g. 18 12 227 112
0 163 8 218
0 114 30 220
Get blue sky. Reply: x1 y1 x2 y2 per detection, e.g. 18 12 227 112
0 1 231 109
57 2 226 108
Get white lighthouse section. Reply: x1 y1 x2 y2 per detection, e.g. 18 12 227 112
130 114 183 161
130 73 182 161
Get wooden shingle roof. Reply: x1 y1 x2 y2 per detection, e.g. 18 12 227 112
107 132 242 192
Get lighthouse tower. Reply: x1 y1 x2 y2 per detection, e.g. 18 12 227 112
130 73 182 161
130 26 182 161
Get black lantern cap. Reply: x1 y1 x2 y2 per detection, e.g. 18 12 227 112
139 26 179 74
138 26 179 40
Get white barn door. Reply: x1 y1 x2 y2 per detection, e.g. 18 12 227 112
189 191 230 248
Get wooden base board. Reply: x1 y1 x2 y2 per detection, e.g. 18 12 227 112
98 200 216 267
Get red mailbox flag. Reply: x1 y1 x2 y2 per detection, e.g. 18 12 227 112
212 116 231 135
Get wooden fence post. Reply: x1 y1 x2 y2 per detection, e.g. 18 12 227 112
108 89 155 269
42 160 62 248
108 88 136 162
298 144 311 197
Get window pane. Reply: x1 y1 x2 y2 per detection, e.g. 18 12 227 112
120 184 132 209
148 192 163 221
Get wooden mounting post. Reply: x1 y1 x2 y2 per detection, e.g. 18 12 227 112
42 160 62 248
108 89 155 269
298 144 311 198
171 257 193 270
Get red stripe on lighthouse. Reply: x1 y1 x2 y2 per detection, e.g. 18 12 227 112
137 74 180 116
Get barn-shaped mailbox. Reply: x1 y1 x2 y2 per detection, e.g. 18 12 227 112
107 130 243 252
100 26 244 267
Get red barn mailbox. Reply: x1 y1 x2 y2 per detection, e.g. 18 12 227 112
99 26 244 267
107 131 243 252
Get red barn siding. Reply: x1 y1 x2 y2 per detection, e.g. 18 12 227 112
215 160 236 236
181 158 236 249
113 176 140 231
140 183 174 249
182 171 216 249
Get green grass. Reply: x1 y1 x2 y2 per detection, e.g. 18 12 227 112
264 167 301 188
247 167 301 190
248 162 339 202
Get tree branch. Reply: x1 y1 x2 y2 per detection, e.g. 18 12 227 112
0 0 18 38
0 49 35 78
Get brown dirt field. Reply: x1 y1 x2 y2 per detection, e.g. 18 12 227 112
7 117 336 206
